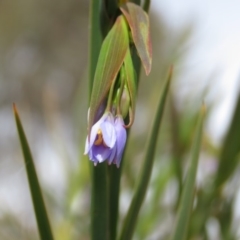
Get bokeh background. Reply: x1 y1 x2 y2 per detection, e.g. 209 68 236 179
1 0 240 239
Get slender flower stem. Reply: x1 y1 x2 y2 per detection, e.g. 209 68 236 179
108 44 128 240
106 78 117 112
116 68 126 115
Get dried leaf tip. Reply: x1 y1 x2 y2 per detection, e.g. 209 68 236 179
12 103 18 115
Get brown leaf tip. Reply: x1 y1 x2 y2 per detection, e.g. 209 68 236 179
12 103 18 114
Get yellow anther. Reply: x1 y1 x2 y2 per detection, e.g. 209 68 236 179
94 129 103 145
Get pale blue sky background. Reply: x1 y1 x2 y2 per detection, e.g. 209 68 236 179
153 0 240 144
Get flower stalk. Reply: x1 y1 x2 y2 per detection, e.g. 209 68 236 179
88 1 152 239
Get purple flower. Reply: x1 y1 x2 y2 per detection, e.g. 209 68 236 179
85 113 127 167
85 112 116 165
109 116 127 167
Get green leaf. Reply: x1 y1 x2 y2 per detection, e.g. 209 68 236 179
91 163 109 240
88 0 102 96
120 2 152 75
108 165 122 240
171 105 205 240
215 90 240 188
119 67 172 240
13 104 54 240
88 15 129 132
132 0 141 5
143 0 151 12
123 47 137 126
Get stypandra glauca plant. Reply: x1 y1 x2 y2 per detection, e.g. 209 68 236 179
17 0 240 240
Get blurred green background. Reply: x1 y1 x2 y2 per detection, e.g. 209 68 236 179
1 0 240 239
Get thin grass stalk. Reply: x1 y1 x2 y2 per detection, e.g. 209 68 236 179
171 105 205 240
119 67 172 240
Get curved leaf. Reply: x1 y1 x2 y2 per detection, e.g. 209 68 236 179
88 15 129 132
119 67 172 240
13 104 54 240
171 105 205 240
120 2 152 75
215 89 240 188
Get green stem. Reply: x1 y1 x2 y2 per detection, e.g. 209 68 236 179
89 0 102 100
108 127 130 240
91 163 109 240
143 0 151 12
119 67 172 240
89 1 108 240
108 165 122 240
116 68 126 114
106 78 116 112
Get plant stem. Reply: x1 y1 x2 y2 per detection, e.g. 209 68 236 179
89 1 108 240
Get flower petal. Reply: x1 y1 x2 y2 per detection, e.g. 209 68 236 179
92 145 112 163
101 114 116 148
108 144 117 164
114 116 127 167
84 137 90 154
88 113 108 150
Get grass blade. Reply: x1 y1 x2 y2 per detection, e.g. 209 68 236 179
13 104 54 240
171 104 205 240
88 0 102 97
119 67 173 240
215 89 240 188
88 2 108 240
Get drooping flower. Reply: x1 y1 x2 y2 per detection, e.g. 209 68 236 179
85 112 127 167
84 112 117 166
108 115 127 167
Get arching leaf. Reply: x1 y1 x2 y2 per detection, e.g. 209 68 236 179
120 2 152 75
13 104 54 240
88 15 129 133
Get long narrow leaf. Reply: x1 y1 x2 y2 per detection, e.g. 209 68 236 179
119 67 173 240
91 163 109 240
171 105 205 240
215 89 240 188
88 0 102 97
13 104 54 240
88 1 108 240
88 15 129 132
